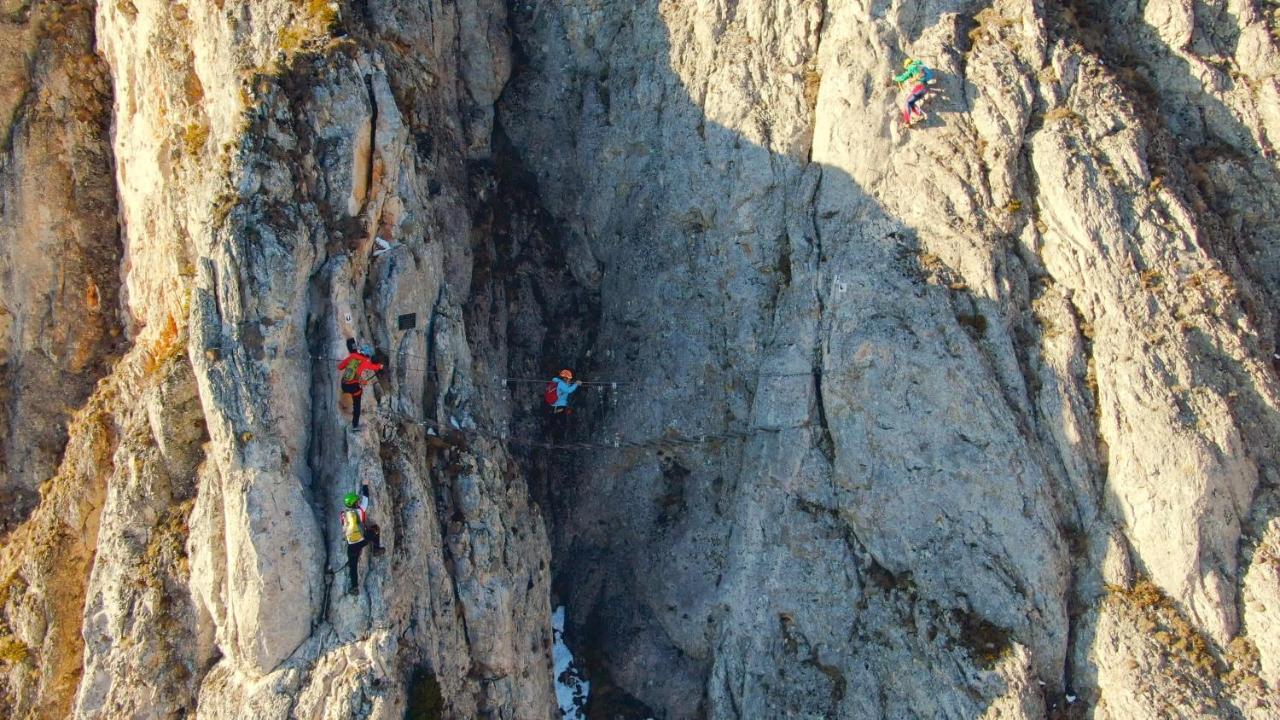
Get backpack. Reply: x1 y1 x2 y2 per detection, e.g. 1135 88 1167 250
342 509 364 543
544 381 559 405
341 358 361 384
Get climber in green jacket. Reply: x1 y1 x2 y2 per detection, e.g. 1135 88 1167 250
894 58 931 85
894 58 935 126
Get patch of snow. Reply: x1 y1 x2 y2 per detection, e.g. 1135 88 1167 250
553 606 590 719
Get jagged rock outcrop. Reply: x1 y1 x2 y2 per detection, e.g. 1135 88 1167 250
1 0 1280 718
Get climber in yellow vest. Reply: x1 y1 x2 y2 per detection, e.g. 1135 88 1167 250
341 484 383 595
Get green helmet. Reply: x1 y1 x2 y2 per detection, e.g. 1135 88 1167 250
343 492 359 508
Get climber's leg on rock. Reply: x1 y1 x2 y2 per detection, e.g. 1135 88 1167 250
347 538 367 594
342 382 362 428
902 83 928 125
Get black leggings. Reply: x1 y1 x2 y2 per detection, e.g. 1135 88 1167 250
341 382 362 427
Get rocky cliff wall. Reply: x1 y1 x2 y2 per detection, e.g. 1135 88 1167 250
0 0 120 531
0 1 1279 719
501 0 1280 717
3 1 560 718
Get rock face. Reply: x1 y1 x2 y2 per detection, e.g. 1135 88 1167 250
0 0 121 530
4 1 555 719
1 0 1279 718
502 0 1280 717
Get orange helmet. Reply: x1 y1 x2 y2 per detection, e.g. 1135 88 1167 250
558 369 573 380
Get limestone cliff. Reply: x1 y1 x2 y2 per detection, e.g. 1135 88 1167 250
0 0 120 530
2 1 1280 719
503 0 1280 717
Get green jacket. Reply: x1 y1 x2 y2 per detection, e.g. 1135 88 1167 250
894 60 925 84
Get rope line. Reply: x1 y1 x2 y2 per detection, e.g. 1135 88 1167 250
313 352 821 386
500 378 625 387
312 353 627 386
375 408 810 452
318 346 823 452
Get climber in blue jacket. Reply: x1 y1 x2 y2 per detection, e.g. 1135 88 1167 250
548 369 581 414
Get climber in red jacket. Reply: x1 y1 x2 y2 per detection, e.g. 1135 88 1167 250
337 340 383 429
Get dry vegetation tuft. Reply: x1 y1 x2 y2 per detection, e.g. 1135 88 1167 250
968 7 1015 47
802 63 822 110
1109 581 1217 675
142 314 184 376
278 0 340 56
0 634 28 664
182 121 209 155
1044 106 1081 124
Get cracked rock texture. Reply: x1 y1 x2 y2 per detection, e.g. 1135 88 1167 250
504 0 1280 717
0 0 120 531
1 0 1280 719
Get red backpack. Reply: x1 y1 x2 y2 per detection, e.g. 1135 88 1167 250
544 381 558 405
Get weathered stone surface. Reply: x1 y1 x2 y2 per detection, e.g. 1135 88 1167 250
5 2 556 719
3 0 1280 718
0 0 120 530
501 0 1280 717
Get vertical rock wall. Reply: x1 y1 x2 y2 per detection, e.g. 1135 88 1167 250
2 0 1280 718
0 0 120 530
4 1 560 718
501 0 1280 717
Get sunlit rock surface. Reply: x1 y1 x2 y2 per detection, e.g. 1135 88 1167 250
1 1 1279 718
